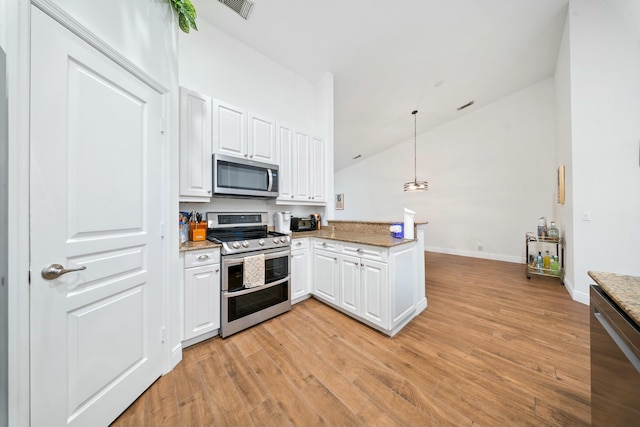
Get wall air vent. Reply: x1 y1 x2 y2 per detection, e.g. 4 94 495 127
218 0 254 20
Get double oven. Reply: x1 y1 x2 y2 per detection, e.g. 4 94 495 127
206 212 291 338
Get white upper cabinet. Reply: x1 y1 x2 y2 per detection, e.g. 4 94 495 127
179 87 212 201
213 99 247 159
278 130 325 204
248 112 277 163
310 135 326 202
212 99 277 163
277 122 295 201
294 129 310 200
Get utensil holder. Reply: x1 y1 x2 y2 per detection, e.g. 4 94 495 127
189 222 206 241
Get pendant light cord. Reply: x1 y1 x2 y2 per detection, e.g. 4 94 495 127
412 110 418 182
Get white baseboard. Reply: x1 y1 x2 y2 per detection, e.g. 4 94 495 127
562 277 589 305
167 342 182 373
425 246 523 264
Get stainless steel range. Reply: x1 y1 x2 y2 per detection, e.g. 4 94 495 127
207 212 291 338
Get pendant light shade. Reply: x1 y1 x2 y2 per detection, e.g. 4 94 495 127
404 110 428 192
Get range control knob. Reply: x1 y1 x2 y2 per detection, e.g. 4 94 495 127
231 241 241 249
258 239 265 246
273 238 280 244
280 237 286 243
242 240 250 248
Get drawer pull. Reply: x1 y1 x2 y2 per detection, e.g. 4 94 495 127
356 248 364 253
322 242 327 247
296 242 302 246
197 254 209 260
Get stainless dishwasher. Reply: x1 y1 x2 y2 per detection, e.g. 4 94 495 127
590 285 640 427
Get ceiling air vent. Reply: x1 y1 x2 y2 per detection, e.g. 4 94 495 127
219 0 254 20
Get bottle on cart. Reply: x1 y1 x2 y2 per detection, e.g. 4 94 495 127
536 251 543 271
548 221 559 241
538 217 547 238
543 250 551 270
550 255 560 275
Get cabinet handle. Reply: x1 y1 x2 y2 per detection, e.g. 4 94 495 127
244 154 248 158
334 257 337 261
291 195 294 199
207 190 211 194
296 242 302 246
197 254 209 260
215 268 220 273
322 242 327 247
356 248 364 253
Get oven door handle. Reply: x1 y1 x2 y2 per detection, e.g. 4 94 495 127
223 276 289 297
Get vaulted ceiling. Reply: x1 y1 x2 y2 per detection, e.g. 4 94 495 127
195 0 569 171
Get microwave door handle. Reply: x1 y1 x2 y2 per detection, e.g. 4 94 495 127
267 169 273 192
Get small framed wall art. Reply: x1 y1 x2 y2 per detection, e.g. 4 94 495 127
335 193 344 210
557 165 565 204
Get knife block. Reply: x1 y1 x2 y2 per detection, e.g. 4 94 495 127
189 222 206 241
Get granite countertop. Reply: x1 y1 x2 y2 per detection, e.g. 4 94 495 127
179 240 221 253
291 229 415 248
589 271 640 327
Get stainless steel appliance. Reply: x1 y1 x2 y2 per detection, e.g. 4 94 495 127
212 153 279 198
274 211 291 235
206 212 291 338
290 215 317 232
590 285 640 426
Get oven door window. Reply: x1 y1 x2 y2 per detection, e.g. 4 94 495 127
265 254 288 284
227 281 289 322
225 252 289 292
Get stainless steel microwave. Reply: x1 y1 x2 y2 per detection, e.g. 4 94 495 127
212 153 279 198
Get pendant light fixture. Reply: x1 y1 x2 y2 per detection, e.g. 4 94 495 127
404 110 429 192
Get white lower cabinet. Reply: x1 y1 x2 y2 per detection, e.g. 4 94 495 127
312 239 417 336
291 238 311 304
312 249 340 305
183 249 221 345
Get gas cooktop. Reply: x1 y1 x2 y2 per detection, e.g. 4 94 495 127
206 212 291 255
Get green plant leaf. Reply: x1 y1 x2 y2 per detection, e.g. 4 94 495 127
171 0 198 34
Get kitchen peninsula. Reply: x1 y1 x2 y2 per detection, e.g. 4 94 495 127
291 220 428 337
179 220 427 344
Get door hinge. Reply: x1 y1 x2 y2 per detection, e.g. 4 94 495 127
160 119 166 135
160 222 165 238
161 327 166 343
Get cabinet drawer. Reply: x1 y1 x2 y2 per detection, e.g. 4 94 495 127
342 244 387 262
292 238 309 251
313 239 340 252
184 249 220 268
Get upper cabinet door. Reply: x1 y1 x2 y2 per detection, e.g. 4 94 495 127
310 135 326 202
248 112 276 163
179 87 212 200
277 122 295 201
213 99 247 158
294 129 310 200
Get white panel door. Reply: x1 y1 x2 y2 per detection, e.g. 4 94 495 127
248 113 276 163
179 87 212 199
291 248 310 302
310 136 326 202
339 255 361 316
29 8 164 427
312 250 338 304
277 122 294 201
361 260 388 328
184 264 220 340
294 129 310 200
213 99 247 158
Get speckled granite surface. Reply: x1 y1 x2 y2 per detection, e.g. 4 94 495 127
589 271 640 327
292 229 414 248
179 240 221 252
328 220 428 235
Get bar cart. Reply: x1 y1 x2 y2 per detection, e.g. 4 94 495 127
525 232 564 284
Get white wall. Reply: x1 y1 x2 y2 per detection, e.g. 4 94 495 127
335 78 557 263
554 12 575 298
563 0 640 303
179 18 318 133
49 0 178 87
178 17 333 221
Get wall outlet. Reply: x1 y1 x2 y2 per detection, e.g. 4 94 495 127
581 211 592 221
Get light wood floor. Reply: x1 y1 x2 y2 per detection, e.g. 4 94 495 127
112 252 591 426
